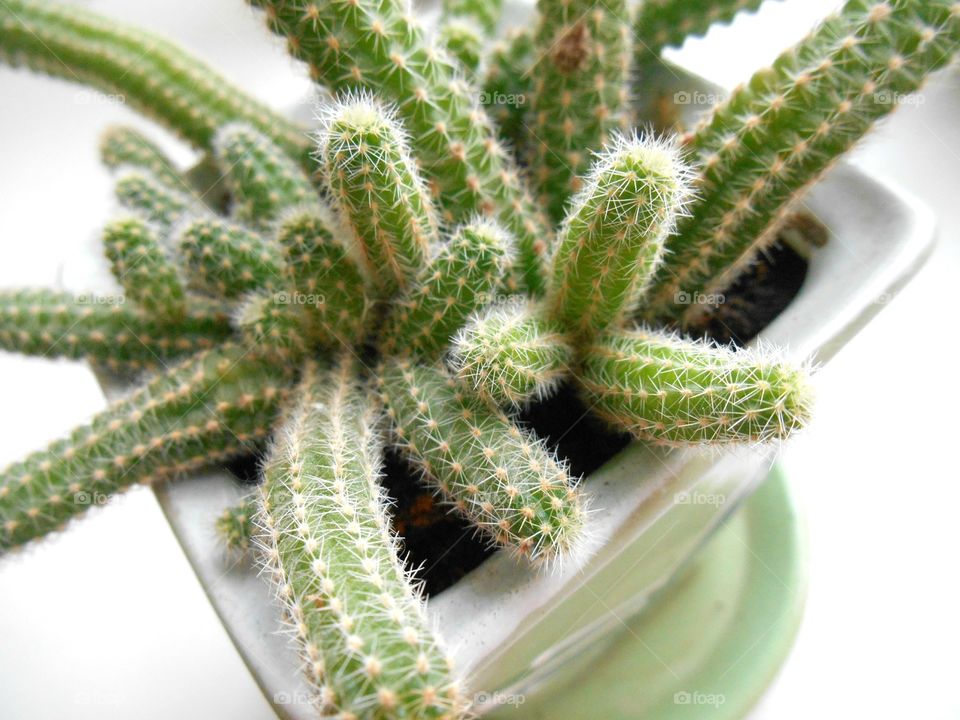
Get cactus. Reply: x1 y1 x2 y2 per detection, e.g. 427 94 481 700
216 495 257 555
113 169 202 231
439 0 503 74
381 219 510 359
546 133 693 341
257 360 465 717
99 126 187 192
213 123 318 229
318 96 436 295
0 0 308 163
377 359 584 563
481 28 534 149
102 215 187 319
236 293 310 359
0 289 231 371
633 0 774 65
643 0 960 327
176 217 284 298
275 208 370 346
576 328 813 446
529 0 631 221
249 0 552 296
3 0 957 713
451 299 573 407
0 344 291 551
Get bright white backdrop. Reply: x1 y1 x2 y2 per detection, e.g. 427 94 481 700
0 1 958 718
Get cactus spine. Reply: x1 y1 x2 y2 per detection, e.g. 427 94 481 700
452 299 573 407
530 0 631 221
0 344 291 551
176 217 284 298
381 219 510 359
319 97 436 295
576 328 812 445
248 0 552 296
213 123 318 229
0 289 231 371
102 216 187 319
258 360 465 717
546 133 692 340
0 0 308 163
378 359 584 563
644 0 960 327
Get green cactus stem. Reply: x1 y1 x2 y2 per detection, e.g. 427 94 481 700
102 215 187 319
319 96 436 296
378 359 584 563
0 344 291 551
437 20 484 76
576 327 813 446
99 126 187 192
643 0 960 327
0 289 231 372
451 299 573 407
176 217 284 299
0 0 308 163
633 0 773 65
235 293 310 360
381 219 510 360
114 169 202 232
529 0 631 221
438 0 502 74
215 495 257 555
249 0 552 296
213 123 318 229
275 208 370 347
481 28 534 149
258 359 466 718
545 133 692 341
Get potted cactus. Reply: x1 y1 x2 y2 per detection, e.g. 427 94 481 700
0 0 954 717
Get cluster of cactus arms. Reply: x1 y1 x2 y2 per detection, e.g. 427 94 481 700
1 0 955 716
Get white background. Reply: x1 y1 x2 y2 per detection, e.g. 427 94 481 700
1 1 958 718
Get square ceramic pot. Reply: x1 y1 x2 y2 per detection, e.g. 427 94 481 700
93 67 936 717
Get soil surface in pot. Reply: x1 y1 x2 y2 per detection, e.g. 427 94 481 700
228 236 811 596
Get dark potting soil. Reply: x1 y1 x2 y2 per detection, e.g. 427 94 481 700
225 238 811 597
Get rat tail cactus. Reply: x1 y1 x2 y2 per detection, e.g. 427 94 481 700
643 0 960 328
2 0 956 714
377 359 584 563
578 328 813 446
257 359 465 717
529 0 631 220
0 344 290 550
